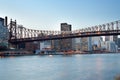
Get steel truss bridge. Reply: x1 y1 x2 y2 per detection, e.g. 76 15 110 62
8 19 120 44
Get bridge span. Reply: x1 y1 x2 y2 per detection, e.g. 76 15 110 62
8 19 120 43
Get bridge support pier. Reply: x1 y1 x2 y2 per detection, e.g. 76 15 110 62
88 37 92 53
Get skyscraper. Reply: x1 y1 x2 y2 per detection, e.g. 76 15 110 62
80 37 90 51
60 23 72 51
0 17 9 50
61 23 71 31
105 36 118 45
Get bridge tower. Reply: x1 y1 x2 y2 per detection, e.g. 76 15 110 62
9 19 17 40
9 19 18 49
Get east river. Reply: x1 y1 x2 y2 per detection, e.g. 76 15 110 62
0 53 120 80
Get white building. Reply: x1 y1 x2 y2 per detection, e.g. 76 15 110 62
72 38 81 51
101 41 107 50
105 36 118 45
40 41 51 50
92 37 103 50
101 41 118 52
80 37 103 51
72 36 117 53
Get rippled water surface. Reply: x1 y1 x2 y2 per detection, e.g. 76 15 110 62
0 54 120 80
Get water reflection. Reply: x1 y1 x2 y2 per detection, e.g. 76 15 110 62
96 57 103 80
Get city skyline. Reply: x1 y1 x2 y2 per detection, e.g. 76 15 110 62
0 0 120 30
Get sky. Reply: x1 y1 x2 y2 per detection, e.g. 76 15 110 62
0 0 120 31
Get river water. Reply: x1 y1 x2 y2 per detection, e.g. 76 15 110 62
0 54 120 80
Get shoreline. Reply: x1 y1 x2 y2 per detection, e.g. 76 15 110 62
0 50 120 57
0 50 33 56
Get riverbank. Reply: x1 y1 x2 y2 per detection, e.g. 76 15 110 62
0 50 119 57
63 50 120 55
0 50 34 56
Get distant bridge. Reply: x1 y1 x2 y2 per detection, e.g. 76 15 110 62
8 19 120 44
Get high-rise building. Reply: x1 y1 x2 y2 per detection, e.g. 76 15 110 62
113 36 118 45
80 37 103 51
105 36 118 45
24 42 40 52
0 17 9 50
51 40 61 51
52 23 72 51
60 23 72 51
118 38 120 48
80 37 92 51
72 38 81 51
105 36 110 41
101 41 118 52
61 23 71 31
92 37 103 50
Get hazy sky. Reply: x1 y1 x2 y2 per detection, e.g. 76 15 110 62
0 0 120 30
